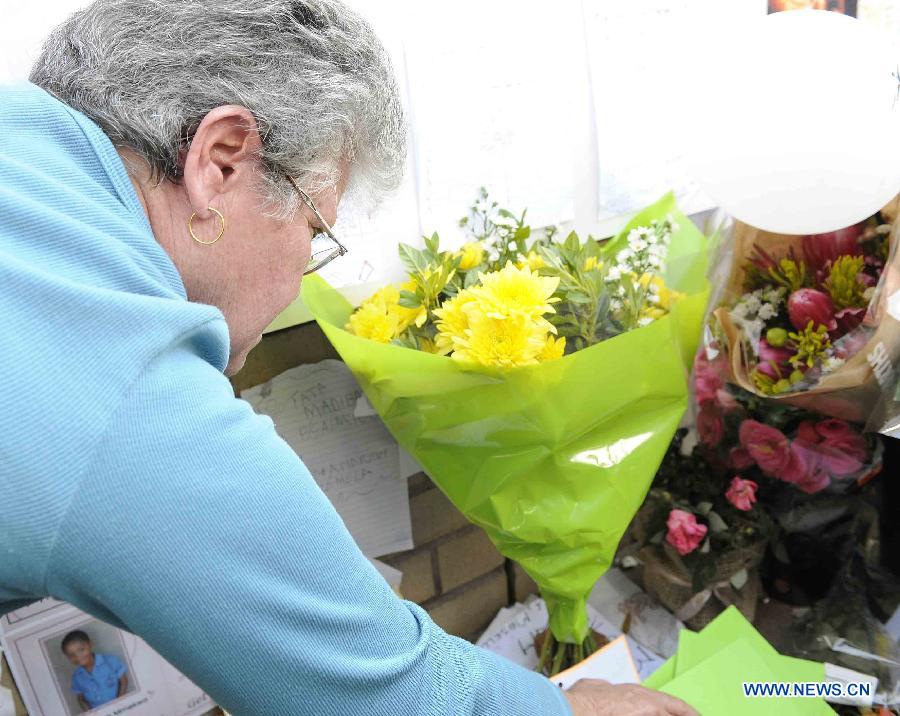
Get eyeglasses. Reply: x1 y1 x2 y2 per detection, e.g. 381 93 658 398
285 174 349 275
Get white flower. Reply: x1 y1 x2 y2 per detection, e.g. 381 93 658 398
648 294 661 304
746 318 765 337
617 285 626 297
823 356 846 372
607 266 622 281
758 303 778 320
731 303 749 319
743 294 762 314
638 316 654 327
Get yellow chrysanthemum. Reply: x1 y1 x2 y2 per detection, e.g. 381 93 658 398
470 262 560 323
346 299 402 343
457 242 486 270
516 251 546 271
538 334 566 362
451 312 547 367
433 290 477 355
584 256 603 272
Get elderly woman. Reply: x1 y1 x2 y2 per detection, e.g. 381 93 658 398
0 2 699 715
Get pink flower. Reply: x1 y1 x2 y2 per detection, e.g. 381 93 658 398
781 440 812 484
726 477 758 511
796 419 820 445
782 441 832 494
693 352 724 405
815 419 867 458
756 339 794 381
739 420 791 474
666 510 708 556
788 288 837 332
802 224 864 273
729 447 756 470
697 404 725 447
792 418 867 478
716 389 739 411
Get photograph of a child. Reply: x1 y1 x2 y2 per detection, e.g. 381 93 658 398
42 621 137 714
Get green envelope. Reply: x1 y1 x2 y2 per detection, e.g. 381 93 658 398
646 608 833 715
303 195 710 644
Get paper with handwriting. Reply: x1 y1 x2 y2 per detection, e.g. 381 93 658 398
242 360 413 558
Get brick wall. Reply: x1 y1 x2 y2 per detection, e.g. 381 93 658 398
232 320 538 640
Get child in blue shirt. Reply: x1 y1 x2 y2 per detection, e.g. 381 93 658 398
61 631 128 712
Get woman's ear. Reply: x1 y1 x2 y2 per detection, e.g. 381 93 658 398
181 105 263 218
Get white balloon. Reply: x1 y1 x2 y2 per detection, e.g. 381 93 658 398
686 10 900 235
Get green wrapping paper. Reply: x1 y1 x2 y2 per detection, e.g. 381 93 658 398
304 195 710 644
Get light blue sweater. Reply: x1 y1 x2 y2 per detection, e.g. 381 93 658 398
0 84 570 716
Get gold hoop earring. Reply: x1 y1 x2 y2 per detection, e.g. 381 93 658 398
188 207 226 245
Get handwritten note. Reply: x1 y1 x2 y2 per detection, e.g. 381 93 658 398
477 596 666 681
242 360 413 558
588 568 683 659
583 0 766 221
402 0 580 243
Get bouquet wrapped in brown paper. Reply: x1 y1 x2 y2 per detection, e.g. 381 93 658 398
706 199 900 430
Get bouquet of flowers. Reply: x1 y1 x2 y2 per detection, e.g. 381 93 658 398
693 344 883 496
632 429 774 629
303 191 710 674
708 207 900 426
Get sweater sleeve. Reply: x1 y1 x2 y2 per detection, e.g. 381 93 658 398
45 338 571 716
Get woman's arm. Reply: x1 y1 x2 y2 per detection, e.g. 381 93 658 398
44 340 571 716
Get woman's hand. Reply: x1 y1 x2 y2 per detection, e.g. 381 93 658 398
564 680 700 716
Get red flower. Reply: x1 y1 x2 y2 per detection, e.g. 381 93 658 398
834 306 866 335
729 447 756 470
802 224 864 274
666 510 708 556
726 477 758 511
697 404 725 447
787 288 837 332
739 420 791 474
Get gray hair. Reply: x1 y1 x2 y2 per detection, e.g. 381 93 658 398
30 0 406 216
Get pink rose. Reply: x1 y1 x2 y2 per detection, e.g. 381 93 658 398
788 288 837 332
739 420 791 474
697 404 725 447
756 339 794 381
729 447 756 470
726 477 758 511
666 510 708 556
802 224 864 273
